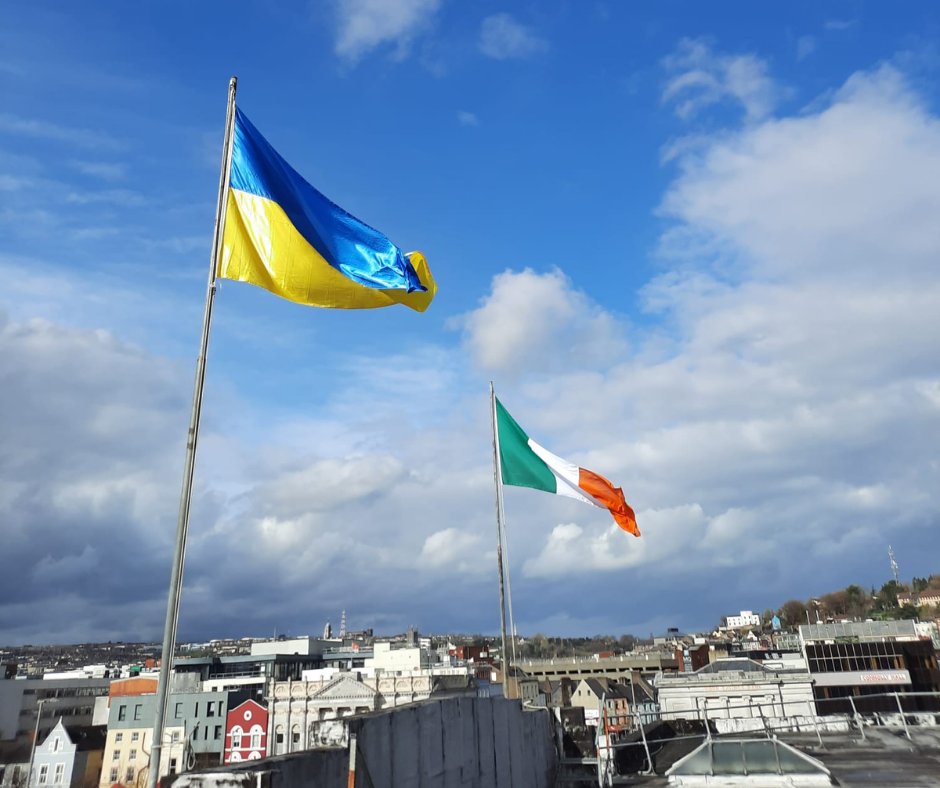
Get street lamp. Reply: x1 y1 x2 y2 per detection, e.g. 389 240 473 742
26 699 48 788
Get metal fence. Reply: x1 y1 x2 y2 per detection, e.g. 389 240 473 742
593 690 940 785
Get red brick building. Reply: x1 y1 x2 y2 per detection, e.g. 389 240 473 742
223 699 268 763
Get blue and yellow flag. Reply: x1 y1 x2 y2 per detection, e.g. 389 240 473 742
218 109 435 311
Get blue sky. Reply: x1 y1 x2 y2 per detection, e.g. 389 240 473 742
2 1 940 644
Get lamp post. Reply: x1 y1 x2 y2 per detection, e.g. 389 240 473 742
26 699 48 788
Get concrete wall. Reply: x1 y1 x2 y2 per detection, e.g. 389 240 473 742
162 696 556 788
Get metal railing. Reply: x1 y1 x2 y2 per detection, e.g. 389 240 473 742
592 690 940 786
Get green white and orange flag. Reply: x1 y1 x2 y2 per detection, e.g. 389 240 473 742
495 398 639 537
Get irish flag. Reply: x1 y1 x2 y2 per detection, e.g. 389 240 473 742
495 398 639 537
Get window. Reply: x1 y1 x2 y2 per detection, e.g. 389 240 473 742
131 732 139 742
38 765 48 785
109 768 118 784
250 725 263 750
207 702 215 718
169 758 177 775
231 725 243 749
125 767 134 783
115 733 123 743
54 764 64 784
112 750 120 761
129 749 137 761
51 737 61 753
174 703 183 719
118 705 127 722
133 704 142 721
194 703 199 717
214 725 222 740
171 731 180 743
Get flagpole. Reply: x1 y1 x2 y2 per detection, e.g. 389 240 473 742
489 382 511 698
147 76 238 788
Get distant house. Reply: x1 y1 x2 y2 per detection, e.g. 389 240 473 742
898 591 940 608
31 720 106 788
569 679 635 732
725 611 762 630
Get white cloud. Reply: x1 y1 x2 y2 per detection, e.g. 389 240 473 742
420 528 487 573
510 61 940 592
824 19 857 31
334 0 441 63
659 65 940 283
453 268 627 374
70 160 126 181
0 113 123 149
796 35 816 61
457 110 479 127
479 13 547 60
4 52 940 641
662 38 777 121
65 188 145 206
255 454 407 518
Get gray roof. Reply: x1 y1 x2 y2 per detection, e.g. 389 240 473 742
695 658 771 675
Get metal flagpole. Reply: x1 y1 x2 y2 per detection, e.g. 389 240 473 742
146 76 238 788
489 382 511 698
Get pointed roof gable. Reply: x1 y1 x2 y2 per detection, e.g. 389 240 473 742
40 719 71 751
227 698 266 717
310 675 377 702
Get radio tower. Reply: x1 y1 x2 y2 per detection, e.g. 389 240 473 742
888 545 900 585
339 609 347 638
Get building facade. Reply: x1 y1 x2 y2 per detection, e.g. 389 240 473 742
30 721 105 788
726 611 762 630
268 669 477 754
657 659 816 722
222 700 267 764
799 621 940 715
0 678 110 785
98 690 246 788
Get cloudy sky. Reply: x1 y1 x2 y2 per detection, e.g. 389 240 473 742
2 1 939 645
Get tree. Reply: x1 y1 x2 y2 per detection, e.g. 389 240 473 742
874 580 902 611
844 585 868 619
779 599 807 627
912 576 929 592
618 634 637 651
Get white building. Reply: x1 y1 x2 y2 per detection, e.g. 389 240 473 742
725 611 761 630
368 642 435 674
657 659 816 729
268 667 477 754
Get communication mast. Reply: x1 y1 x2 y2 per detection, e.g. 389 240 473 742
888 545 900 585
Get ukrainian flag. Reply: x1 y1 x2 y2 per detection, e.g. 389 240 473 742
218 109 435 311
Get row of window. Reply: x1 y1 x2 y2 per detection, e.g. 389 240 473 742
116 704 144 722
108 767 135 784
24 687 106 698
36 764 64 784
116 699 226 723
806 642 905 673
230 728 264 749
21 705 93 718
